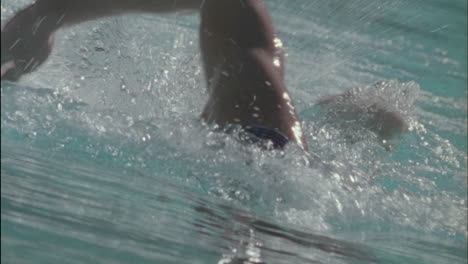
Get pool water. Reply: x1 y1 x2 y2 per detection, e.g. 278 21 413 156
1 0 467 263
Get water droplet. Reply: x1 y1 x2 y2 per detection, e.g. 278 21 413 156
273 57 281 67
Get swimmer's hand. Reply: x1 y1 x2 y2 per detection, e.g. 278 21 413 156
1 4 55 81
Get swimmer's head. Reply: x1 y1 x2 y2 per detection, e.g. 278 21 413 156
367 107 409 151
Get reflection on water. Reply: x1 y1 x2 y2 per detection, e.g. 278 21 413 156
3 137 465 264
2 141 379 264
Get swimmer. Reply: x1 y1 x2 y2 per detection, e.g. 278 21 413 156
1 0 308 150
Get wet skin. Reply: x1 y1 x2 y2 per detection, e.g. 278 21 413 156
1 0 308 150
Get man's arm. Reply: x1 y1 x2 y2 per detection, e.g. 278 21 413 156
35 0 204 28
1 0 203 80
199 0 308 150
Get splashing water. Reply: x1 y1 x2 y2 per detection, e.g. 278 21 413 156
1 0 466 263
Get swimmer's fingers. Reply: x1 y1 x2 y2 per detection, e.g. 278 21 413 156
1 61 18 81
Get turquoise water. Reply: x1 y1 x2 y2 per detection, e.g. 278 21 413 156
1 0 467 263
